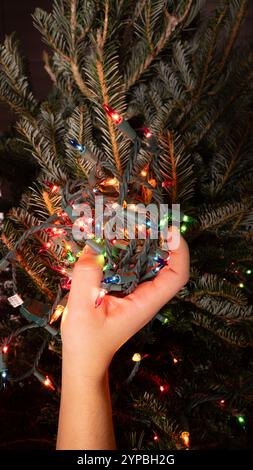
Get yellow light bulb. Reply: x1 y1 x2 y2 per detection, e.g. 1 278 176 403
132 353 142 362
50 305 65 324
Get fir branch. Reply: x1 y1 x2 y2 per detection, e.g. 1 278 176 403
0 33 38 118
102 0 110 48
222 121 252 188
145 1 155 54
133 0 147 23
42 51 57 84
192 296 252 321
69 0 93 98
1 233 55 302
95 57 122 173
85 37 128 173
16 117 67 182
194 3 229 102
42 191 55 216
184 66 252 148
32 5 92 99
124 9 178 91
8 207 64 262
191 311 252 347
191 274 248 306
21 184 62 221
158 131 195 204
166 131 177 203
218 0 248 74
177 0 193 23
173 41 196 92
197 202 250 232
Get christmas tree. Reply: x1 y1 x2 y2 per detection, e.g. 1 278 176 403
1 0 253 450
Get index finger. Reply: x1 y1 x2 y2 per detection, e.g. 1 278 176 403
67 245 104 313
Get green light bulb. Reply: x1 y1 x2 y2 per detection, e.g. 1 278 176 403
159 219 166 228
66 251 76 263
183 215 190 222
246 269 252 275
180 224 187 233
237 416 245 425
239 283 244 288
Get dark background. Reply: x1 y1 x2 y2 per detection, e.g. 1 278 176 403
0 0 253 134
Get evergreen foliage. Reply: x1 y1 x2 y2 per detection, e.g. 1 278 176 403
0 0 253 449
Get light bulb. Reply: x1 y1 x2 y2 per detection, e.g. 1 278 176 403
132 353 142 362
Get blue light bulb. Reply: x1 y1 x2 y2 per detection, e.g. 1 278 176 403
154 256 166 265
103 274 121 284
69 138 86 154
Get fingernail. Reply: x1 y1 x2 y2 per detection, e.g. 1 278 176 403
94 288 107 308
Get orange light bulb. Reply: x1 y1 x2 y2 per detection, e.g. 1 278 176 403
44 376 55 390
180 431 190 447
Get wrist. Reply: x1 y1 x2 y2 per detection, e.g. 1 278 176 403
61 347 110 383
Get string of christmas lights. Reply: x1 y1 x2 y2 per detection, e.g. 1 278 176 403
0 103 194 398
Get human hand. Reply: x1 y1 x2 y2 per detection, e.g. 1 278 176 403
60 228 190 379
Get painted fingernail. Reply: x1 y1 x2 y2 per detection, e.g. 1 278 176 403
94 288 107 308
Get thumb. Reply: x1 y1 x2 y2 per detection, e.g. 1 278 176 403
67 244 104 313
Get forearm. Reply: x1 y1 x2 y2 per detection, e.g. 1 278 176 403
56 351 116 450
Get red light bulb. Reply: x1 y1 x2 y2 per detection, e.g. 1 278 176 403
2 345 9 354
103 104 123 124
159 384 169 393
143 127 152 138
162 180 175 188
51 184 59 193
